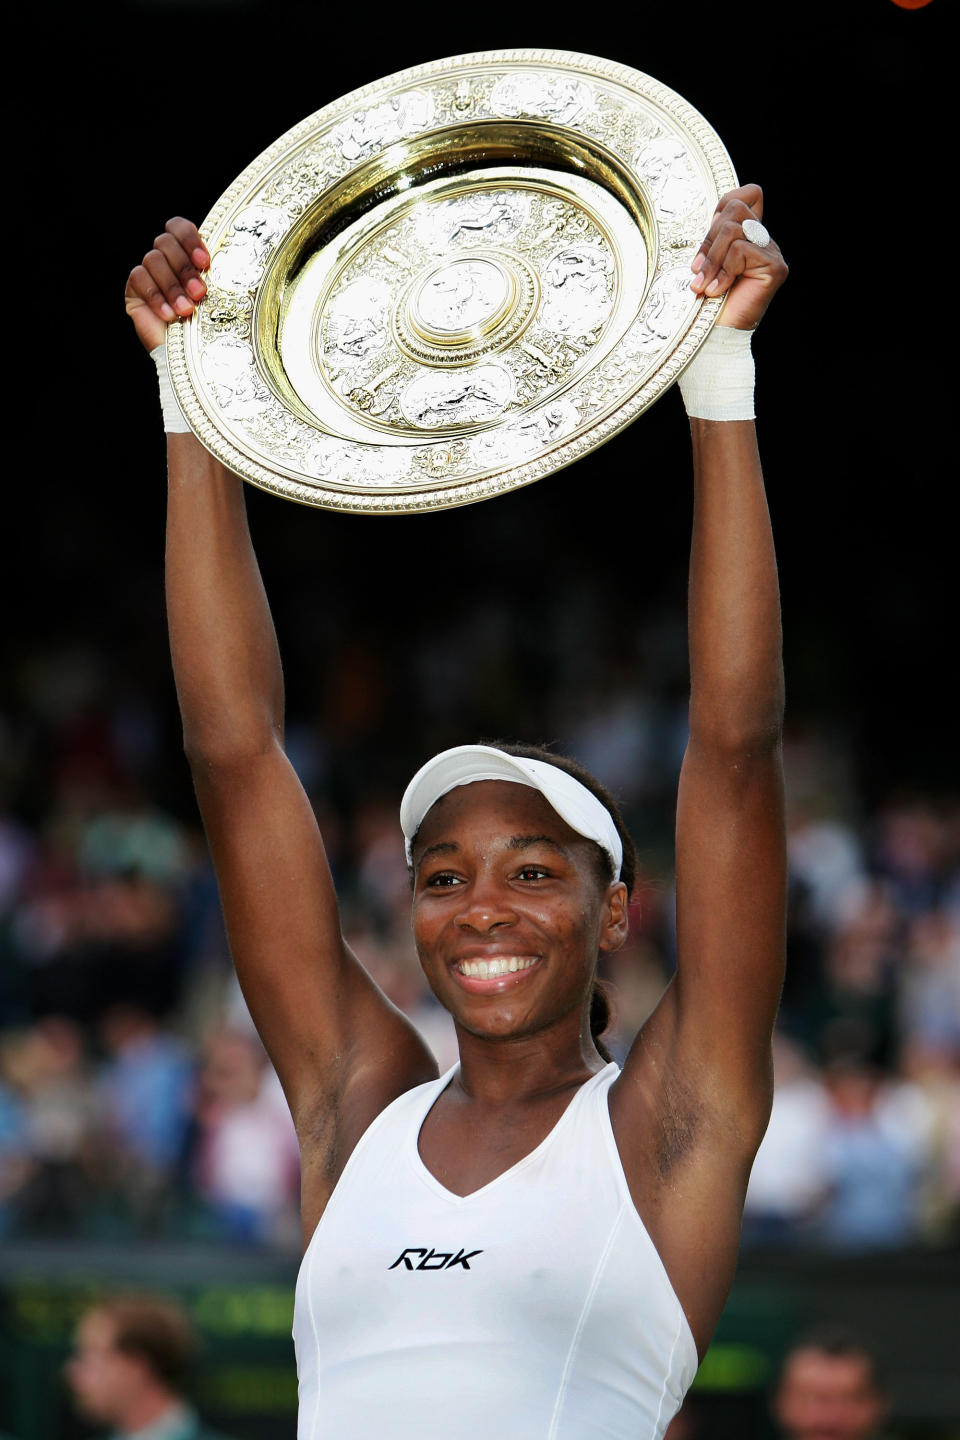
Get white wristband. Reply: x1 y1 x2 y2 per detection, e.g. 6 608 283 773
677 325 755 422
150 342 191 434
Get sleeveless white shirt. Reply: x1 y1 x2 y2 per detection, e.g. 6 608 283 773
292 1062 698 1438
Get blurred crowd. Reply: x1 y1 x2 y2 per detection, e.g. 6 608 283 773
1 624 958 1255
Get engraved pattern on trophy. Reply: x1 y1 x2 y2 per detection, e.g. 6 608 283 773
200 338 272 422
470 397 582 470
207 206 288 292
393 253 537 369
489 72 594 127
330 90 436 162
261 144 347 216
326 277 393 361
316 183 623 434
166 50 736 511
400 363 516 429
635 137 704 222
416 190 532 250
415 259 510 333
538 244 613 335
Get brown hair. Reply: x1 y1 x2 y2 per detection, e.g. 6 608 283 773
95 1295 198 1391
782 1324 887 1395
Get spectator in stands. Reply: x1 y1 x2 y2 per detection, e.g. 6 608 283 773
64 1294 235 1439
191 1027 300 1245
819 1051 930 1248
0 1015 97 1233
773 1327 889 1440
94 1004 194 1227
96 1006 193 1166
743 1034 830 1245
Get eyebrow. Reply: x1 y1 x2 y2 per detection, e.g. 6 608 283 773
416 833 570 870
417 841 460 867
506 834 570 856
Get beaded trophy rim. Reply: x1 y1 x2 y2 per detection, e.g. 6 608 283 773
166 49 736 515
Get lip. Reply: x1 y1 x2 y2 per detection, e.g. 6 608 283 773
448 953 543 995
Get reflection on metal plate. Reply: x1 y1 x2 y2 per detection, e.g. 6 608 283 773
167 50 736 514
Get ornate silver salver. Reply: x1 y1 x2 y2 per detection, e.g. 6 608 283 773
167 50 736 513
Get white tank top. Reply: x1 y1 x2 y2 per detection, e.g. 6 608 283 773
292 1062 698 1439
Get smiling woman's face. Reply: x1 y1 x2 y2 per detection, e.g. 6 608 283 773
410 779 627 1045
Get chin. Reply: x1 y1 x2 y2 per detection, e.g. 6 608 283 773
455 1003 557 1044
71 1394 112 1425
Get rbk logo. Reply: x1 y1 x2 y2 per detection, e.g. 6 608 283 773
389 1247 483 1271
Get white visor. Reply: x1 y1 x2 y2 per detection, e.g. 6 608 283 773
401 744 623 880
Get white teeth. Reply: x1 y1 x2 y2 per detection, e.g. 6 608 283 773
458 956 537 979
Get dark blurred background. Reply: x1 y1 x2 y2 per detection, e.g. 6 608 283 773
3 1 956 1437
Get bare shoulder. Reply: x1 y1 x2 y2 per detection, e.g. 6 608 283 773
296 1006 439 1248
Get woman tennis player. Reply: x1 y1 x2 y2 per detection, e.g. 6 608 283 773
126 182 787 1438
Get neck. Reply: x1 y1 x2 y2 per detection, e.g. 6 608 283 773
116 1388 183 1435
452 1011 607 1106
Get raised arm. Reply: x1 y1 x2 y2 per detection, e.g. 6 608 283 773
671 185 788 1126
125 221 436 1234
610 186 788 1353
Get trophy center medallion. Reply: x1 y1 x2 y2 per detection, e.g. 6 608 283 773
392 247 539 370
412 258 512 340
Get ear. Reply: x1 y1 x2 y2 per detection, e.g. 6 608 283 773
599 880 629 954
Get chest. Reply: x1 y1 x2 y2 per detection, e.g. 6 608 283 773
416 1090 576 1197
298 1113 629 1360
292 1104 696 1438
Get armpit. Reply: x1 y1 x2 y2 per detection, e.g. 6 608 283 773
655 1075 704 1179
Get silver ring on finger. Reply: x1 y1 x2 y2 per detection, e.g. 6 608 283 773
742 218 771 248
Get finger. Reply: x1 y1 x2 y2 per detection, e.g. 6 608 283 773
692 219 751 293
165 216 210 273
147 246 197 315
691 181 766 283
701 238 754 298
125 263 177 323
715 183 763 221
137 248 195 318
692 199 760 271
154 231 206 304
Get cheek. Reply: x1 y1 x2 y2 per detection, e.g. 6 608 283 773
70 1358 110 1403
411 903 441 955
851 1397 884 1432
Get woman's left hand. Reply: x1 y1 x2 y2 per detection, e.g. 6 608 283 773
690 184 788 330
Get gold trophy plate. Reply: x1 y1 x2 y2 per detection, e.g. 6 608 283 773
167 50 736 514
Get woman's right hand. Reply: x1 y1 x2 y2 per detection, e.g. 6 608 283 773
125 218 210 352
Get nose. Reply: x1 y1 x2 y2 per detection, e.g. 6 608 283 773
454 877 517 934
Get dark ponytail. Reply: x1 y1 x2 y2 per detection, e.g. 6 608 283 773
590 981 614 1064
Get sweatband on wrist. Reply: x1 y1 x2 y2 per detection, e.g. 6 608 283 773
677 326 755 422
150 342 191 434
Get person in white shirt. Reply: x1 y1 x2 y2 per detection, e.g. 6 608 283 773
125 182 787 1437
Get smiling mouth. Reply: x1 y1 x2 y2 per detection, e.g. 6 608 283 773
456 956 539 979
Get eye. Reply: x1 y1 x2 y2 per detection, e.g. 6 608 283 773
516 865 550 881
424 870 463 888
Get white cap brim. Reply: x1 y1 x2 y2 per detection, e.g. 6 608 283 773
400 744 622 880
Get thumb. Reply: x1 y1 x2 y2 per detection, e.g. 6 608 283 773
125 290 172 353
